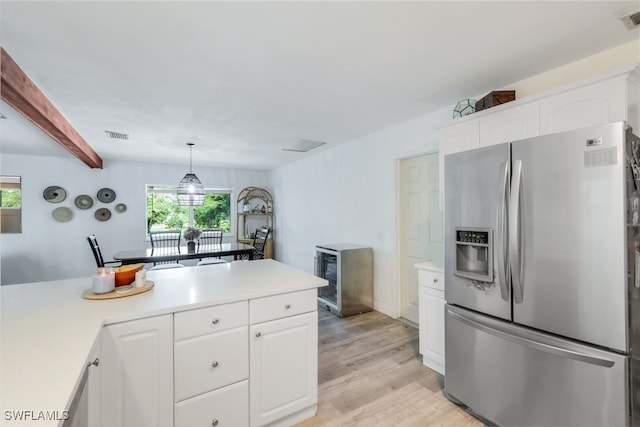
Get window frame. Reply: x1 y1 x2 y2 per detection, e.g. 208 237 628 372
145 184 234 238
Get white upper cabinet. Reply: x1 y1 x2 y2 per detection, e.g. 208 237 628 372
438 119 479 208
438 64 640 208
479 103 540 148
539 77 628 134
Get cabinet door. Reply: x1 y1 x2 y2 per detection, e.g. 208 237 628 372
67 337 101 427
438 119 480 209
419 286 445 375
479 103 539 147
101 315 173 427
539 77 626 135
250 311 317 427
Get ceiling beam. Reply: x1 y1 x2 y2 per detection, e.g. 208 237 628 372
1 48 103 169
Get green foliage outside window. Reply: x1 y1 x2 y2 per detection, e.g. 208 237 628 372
146 190 231 233
1 189 21 208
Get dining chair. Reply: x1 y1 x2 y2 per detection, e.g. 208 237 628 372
196 228 227 266
251 227 271 260
86 235 121 268
149 230 185 269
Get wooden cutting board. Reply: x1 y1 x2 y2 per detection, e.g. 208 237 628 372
82 281 154 300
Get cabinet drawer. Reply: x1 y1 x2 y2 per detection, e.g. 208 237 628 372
175 380 248 427
174 327 248 401
250 289 317 324
418 269 444 291
174 301 248 341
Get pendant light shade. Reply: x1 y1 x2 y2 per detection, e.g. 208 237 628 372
177 143 205 206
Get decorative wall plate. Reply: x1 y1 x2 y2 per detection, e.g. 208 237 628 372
115 203 127 213
97 188 116 203
95 208 112 221
74 195 94 210
43 186 67 203
52 207 73 222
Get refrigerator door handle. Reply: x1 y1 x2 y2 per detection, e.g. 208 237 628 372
496 160 510 301
447 306 615 368
510 159 524 304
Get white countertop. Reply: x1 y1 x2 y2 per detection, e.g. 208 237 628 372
414 259 443 272
0 260 327 426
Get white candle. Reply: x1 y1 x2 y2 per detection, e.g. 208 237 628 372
92 267 115 294
135 270 146 288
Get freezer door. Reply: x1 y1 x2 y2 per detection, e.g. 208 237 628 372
445 305 628 427
511 122 627 351
444 143 511 320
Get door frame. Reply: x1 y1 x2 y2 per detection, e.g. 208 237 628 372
394 148 440 320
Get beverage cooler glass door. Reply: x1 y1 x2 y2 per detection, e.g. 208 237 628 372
444 143 511 321
510 122 627 352
316 249 338 309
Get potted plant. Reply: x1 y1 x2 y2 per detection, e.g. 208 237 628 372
183 226 202 253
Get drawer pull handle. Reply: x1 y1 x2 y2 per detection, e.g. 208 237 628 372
211 361 219 368
255 332 262 338
211 419 219 426
87 358 99 368
433 278 439 283
211 318 219 325
285 304 291 309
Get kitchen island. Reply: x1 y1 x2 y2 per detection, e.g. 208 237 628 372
0 259 327 427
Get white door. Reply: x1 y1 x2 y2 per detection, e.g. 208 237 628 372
399 153 443 323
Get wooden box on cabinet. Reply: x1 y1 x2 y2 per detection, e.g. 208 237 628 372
475 90 516 112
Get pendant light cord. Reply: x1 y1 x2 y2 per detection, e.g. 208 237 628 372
187 142 194 173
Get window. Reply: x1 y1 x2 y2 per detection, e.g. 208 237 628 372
1 176 22 233
146 185 232 234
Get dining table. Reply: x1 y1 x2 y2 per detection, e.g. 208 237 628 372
113 242 254 264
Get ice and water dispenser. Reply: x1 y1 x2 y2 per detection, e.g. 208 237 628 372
454 228 493 282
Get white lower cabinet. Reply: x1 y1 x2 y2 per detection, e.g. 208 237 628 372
174 380 249 427
100 314 173 427
250 291 318 427
98 290 318 427
416 262 445 375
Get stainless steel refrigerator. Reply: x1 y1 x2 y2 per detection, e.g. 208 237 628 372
443 121 640 426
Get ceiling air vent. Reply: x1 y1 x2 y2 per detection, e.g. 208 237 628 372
282 139 326 153
621 11 640 29
104 130 129 140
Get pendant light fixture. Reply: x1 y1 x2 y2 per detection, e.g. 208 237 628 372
177 143 205 206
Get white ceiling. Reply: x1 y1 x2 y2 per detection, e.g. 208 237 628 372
1 1 639 170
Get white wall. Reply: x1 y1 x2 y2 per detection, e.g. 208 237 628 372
271 109 448 315
0 153 269 285
270 41 640 318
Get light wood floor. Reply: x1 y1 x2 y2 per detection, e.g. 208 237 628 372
295 308 484 427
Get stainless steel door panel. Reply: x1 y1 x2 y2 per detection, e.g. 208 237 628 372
444 143 510 320
511 122 627 351
445 305 628 427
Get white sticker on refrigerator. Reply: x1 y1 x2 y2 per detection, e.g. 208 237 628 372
584 147 618 168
